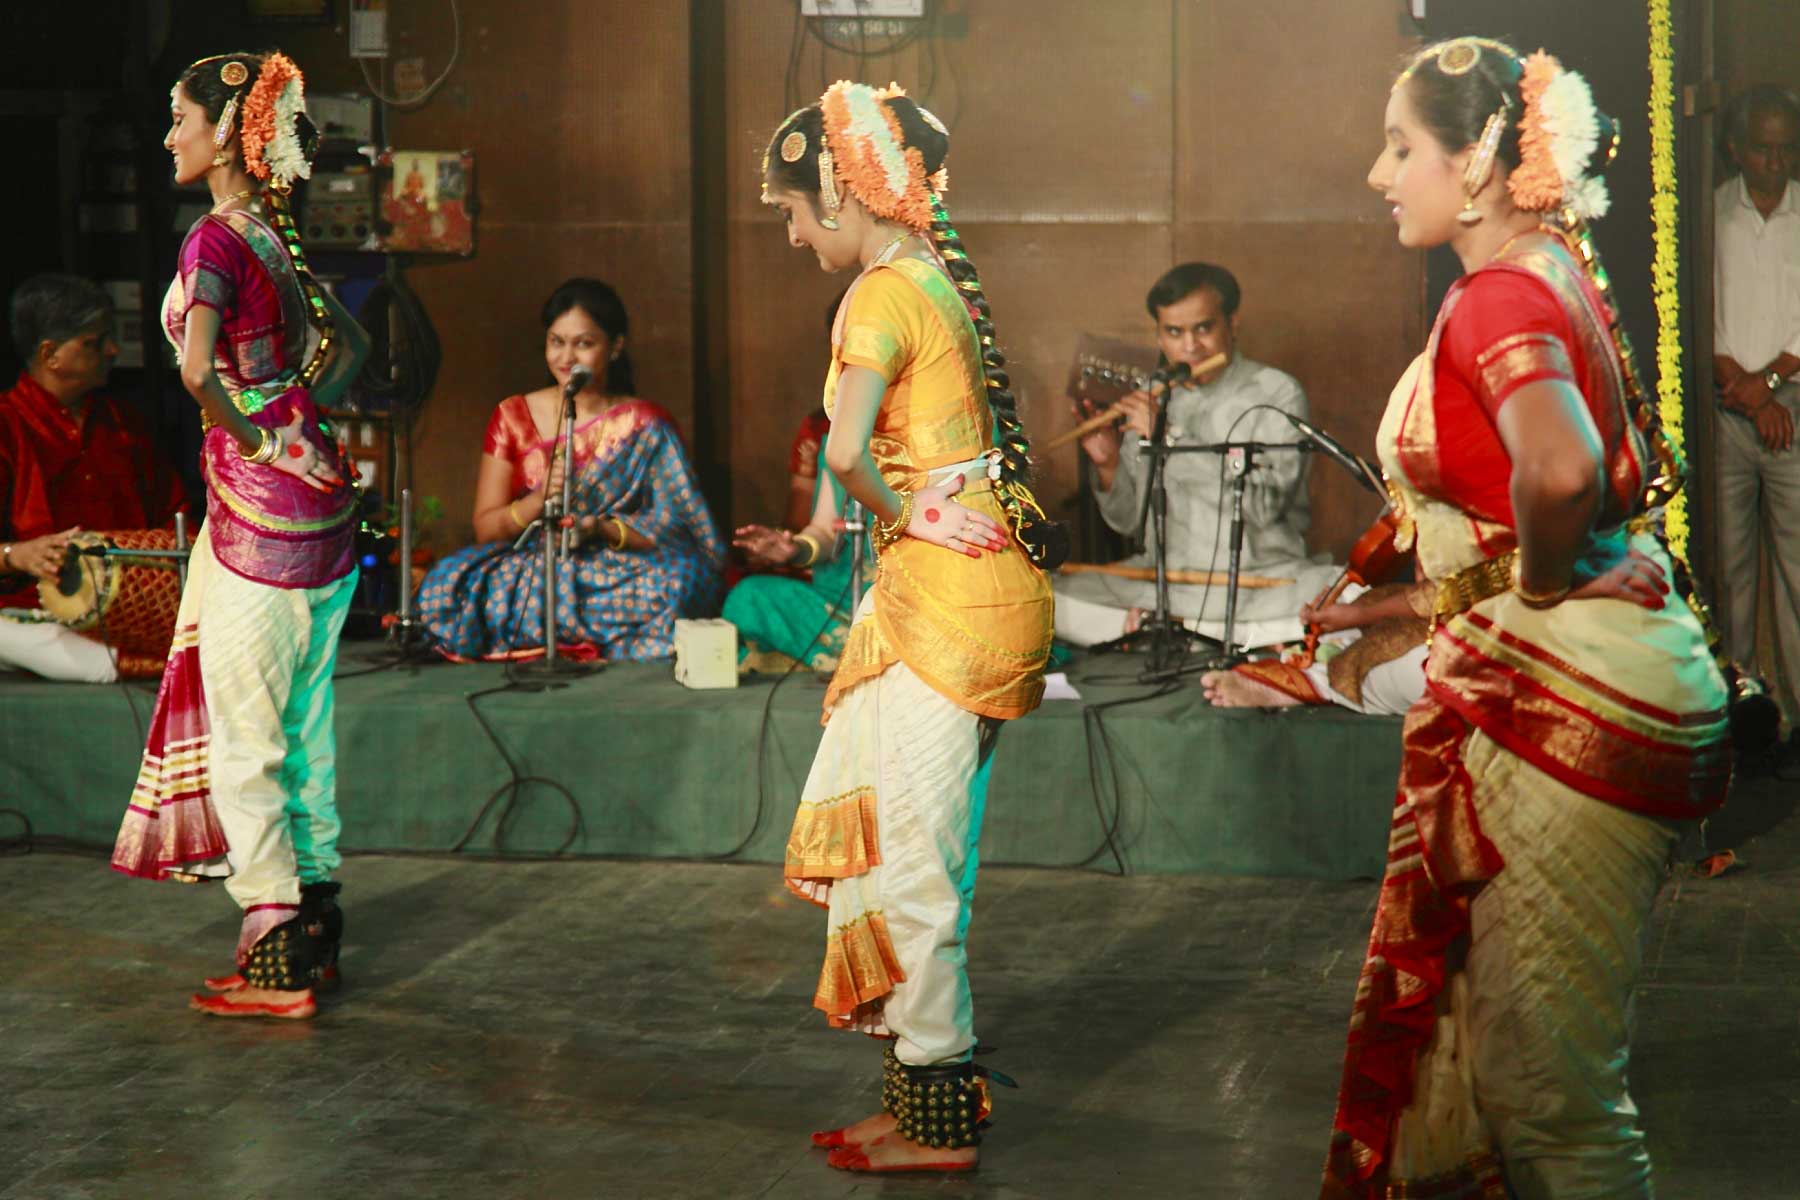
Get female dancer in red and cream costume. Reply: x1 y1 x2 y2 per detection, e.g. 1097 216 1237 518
762 82 1058 1173
1323 39 1731 1199
112 51 366 1021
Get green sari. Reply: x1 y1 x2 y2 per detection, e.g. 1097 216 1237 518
724 471 870 673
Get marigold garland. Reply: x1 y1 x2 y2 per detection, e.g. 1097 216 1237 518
819 80 938 231
1647 0 1687 554
1509 53 1566 211
239 52 306 188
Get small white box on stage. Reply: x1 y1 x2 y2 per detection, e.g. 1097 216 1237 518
673 619 739 690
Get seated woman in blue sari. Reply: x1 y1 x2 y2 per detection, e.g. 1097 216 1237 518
418 278 724 660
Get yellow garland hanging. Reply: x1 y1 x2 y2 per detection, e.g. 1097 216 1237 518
1647 0 1686 556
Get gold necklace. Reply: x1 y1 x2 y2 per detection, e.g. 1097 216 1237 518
868 230 910 267
211 188 256 214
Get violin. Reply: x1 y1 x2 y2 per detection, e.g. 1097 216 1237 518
1291 508 1409 669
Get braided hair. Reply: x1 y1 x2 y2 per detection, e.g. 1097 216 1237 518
765 95 1069 570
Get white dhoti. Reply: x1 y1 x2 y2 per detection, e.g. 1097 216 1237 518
786 639 992 1067
0 614 119 682
1390 729 1677 1198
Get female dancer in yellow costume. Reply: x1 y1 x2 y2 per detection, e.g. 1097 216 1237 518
761 82 1058 1174
1323 39 1731 1199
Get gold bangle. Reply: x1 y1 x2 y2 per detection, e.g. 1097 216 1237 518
873 492 914 553
507 500 527 530
1510 556 1570 609
610 517 631 550
238 426 277 464
792 533 821 567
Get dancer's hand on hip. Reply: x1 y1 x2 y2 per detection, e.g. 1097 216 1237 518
905 475 1008 558
272 412 344 492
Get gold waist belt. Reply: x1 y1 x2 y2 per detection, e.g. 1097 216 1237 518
1431 548 1519 624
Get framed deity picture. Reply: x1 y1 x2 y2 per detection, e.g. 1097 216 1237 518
245 0 334 23
377 150 476 256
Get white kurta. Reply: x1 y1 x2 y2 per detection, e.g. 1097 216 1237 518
1054 354 1337 647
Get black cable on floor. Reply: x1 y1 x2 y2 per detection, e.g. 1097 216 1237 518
712 569 857 862
451 680 585 856
0 807 33 855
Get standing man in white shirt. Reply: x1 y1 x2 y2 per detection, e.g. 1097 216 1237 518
1713 84 1800 728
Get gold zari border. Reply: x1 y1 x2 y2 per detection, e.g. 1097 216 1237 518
813 910 906 1025
785 787 881 881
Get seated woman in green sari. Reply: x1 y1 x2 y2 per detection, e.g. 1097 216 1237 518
726 451 871 674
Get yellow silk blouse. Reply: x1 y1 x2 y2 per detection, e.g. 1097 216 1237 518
821 257 1052 721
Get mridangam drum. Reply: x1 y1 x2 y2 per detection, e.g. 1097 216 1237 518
38 529 184 675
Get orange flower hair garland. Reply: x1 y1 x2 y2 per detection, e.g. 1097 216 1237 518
237 53 311 192
818 80 943 231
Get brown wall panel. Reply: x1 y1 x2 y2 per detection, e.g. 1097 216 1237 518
1176 1 1408 222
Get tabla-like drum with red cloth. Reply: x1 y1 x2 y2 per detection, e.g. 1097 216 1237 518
38 530 183 677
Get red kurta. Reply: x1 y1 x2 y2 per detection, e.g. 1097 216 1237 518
0 372 188 608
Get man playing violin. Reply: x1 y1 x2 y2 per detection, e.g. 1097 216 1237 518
1054 261 1338 647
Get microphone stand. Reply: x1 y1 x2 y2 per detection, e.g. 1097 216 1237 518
1089 373 1211 673
514 373 600 684
1173 437 1311 669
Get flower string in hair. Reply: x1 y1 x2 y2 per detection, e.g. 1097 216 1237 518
1512 51 1611 219
238 52 312 192
818 80 940 230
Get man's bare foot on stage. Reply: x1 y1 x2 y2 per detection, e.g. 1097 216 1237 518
827 1133 978 1173
810 1110 894 1149
1200 668 1303 709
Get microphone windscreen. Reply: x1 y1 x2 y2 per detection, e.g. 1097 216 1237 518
566 364 593 390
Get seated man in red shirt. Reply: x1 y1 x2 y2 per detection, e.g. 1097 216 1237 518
0 274 188 680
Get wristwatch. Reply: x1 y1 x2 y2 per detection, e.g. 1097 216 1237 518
1766 369 1785 393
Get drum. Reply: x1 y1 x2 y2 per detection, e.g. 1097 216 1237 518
38 530 184 676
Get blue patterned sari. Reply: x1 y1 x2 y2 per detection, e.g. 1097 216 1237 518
418 397 724 660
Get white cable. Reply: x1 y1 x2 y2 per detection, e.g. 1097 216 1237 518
357 0 462 110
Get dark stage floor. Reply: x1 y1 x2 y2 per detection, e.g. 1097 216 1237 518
2 769 1796 1199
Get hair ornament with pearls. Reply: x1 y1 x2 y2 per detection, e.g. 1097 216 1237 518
818 80 942 231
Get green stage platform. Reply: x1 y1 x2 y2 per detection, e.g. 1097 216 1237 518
0 646 1403 879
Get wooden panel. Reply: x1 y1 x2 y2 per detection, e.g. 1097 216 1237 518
1177 1 1411 222
724 0 1176 225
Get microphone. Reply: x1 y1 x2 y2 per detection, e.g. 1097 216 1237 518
562 364 593 397
1149 360 1193 391
1285 413 1384 496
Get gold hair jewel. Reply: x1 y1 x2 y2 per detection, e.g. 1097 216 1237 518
1438 42 1481 76
214 94 241 148
817 143 841 230
779 130 807 163
1463 104 1509 191
220 60 249 88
